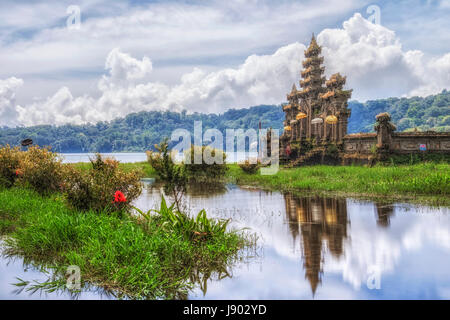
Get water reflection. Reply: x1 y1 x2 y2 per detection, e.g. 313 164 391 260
0 241 117 300
1 182 449 300
374 203 395 227
284 195 348 295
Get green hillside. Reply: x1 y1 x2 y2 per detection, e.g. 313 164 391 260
0 90 448 152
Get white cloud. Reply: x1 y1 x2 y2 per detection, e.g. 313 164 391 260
8 42 305 126
2 12 450 127
0 77 23 127
100 48 153 88
318 13 448 101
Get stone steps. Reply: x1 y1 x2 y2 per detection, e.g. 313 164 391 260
287 146 326 167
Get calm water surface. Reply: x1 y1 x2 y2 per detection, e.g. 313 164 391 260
136 182 450 300
1 182 449 299
60 152 258 163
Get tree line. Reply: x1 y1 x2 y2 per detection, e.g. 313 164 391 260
1 90 448 153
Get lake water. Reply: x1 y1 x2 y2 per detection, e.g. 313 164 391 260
1 182 449 299
60 152 259 163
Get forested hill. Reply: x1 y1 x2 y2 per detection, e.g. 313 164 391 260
1 90 449 153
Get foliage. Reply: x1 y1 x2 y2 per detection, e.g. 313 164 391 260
348 89 450 133
147 139 187 211
0 145 22 188
0 188 250 299
64 154 142 213
1 91 448 152
147 139 186 186
325 143 339 158
184 145 228 182
384 153 450 165
15 146 65 195
238 159 260 174
0 105 284 152
134 195 232 241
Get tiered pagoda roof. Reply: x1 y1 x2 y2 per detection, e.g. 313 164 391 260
298 34 326 109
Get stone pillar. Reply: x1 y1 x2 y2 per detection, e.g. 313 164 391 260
374 112 396 157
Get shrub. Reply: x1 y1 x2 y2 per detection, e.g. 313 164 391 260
147 139 186 186
0 145 22 188
16 146 65 195
238 159 260 174
183 145 228 182
64 154 142 213
147 140 187 211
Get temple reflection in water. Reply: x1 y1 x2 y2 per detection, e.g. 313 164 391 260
284 194 396 295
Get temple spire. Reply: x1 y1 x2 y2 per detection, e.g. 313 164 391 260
291 83 297 93
299 32 326 115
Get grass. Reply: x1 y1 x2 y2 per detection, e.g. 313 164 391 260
0 187 252 299
226 163 450 205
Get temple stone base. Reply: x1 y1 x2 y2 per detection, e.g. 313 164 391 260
284 113 450 166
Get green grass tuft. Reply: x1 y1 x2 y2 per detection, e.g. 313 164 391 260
0 187 252 299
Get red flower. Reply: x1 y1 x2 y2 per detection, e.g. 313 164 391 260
114 190 127 203
15 169 22 176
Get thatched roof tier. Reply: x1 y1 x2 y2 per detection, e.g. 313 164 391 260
302 56 324 68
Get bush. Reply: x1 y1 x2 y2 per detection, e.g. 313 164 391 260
183 145 228 181
238 159 260 174
147 139 186 186
16 146 65 195
0 145 22 188
147 140 187 211
64 154 142 213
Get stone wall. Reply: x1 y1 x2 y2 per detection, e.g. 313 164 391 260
342 113 450 157
342 133 377 155
390 132 450 153
282 112 450 166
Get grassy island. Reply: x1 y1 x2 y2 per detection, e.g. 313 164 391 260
0 187 250 299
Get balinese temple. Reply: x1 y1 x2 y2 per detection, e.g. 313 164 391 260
281 34 353 156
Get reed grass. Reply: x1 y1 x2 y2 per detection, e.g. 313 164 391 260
226 163 450 205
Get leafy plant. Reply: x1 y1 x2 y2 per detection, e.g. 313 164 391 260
134 195 231 241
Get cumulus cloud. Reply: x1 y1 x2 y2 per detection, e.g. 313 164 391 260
2 13 450 127
8 43 305 126
318 13 450 101
0 77 23 127
99 48 153 89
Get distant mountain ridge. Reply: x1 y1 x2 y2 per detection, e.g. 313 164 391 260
1 90 449 153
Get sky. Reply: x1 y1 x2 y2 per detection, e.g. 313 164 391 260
0 0 449 127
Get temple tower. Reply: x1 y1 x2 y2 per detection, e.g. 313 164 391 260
298 34 326 139
320 73 352 142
